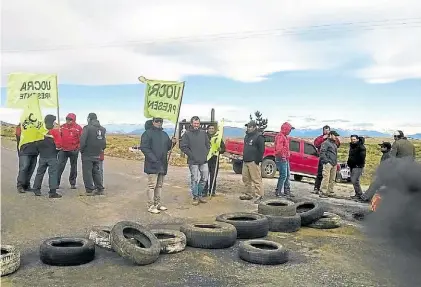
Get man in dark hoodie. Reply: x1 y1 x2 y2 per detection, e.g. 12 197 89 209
140 118 177 214
32 115 62 198
180 116 210 205
347 135 367 200
16 125 39 194
390 130 416 160
204 123 226 196
80 113 106 196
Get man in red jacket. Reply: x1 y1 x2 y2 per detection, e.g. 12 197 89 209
274 122 295 198
57 113 83 189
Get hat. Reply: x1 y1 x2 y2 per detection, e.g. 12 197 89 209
245 120 257 127
393 130 404 137
329 130 340 136
378 142 392 149
87 113 97 120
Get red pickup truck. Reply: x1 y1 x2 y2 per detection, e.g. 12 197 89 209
224 131 340 181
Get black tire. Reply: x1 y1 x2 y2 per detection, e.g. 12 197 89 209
258 199 296 216
1 245 20 276
215 212 269 239
308 212 342 229
150 229 186 254
180 222 237 249
110 221 160 265
293 174 303 181
239 239 288 265
39 237 95 266
233 161 243 174
261 159 276 178
266 214 301 233
88 225 112 250
295 201 325 226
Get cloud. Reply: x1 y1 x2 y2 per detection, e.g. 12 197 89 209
1 0 421 85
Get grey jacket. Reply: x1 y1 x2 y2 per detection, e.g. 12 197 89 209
180 128 210 165
320 139 338 166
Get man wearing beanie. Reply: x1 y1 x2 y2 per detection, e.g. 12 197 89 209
80 113 107 195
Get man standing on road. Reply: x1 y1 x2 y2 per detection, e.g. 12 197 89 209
32 115 62 198
57 113 83 189
274 122 295 198
319 131 340 198
180 116 210 206
390 130 416 160
16 127 39 194
80 113 106 196
239 120 265 203
140 118 177 214
204 123 226 197
347 135 367 200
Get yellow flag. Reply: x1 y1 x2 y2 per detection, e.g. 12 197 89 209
19 95 48 149
207 119 224 160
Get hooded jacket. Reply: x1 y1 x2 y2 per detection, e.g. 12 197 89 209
320 138 338 166
390 137 416 160
140 120 174 175
80 119 106 157
242 129 265 164
347 137 366 169
180 126 210 165
275 122 293 160
37 115 62 158
60 113 83 151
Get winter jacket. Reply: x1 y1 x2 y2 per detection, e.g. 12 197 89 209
275 122 293 160
347 137 366 169
390 138 416 160
314 134 341 152
180 128 210 165
243 130 265 164
37 128 62 158
140 120 174 175
319 139 338 166
80 119 106 157
60 113 83 151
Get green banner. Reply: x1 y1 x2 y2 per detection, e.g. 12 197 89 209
142 78 185 124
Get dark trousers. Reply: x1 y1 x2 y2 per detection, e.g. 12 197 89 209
350 167 363 196
82 156 104 191
57 150 79 186
16 155 38 189
204 156 219 195
314 158 323 190
33 157 59 193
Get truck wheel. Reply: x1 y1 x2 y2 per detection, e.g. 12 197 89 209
261 159 276 178
232 161 242 174
293 175 303 182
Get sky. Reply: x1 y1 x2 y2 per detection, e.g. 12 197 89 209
1 0 421 134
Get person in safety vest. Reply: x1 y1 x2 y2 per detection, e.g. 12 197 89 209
203 123 225 196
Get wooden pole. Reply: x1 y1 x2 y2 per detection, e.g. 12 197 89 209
209 153 220 199
55 75 61 129
167 81 185 162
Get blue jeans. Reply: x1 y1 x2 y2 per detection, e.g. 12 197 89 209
276 158 290 195
189 164 209 198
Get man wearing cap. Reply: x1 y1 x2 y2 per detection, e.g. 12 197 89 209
240 120 265 202
274 122 295 198
80 113 107 196
390 130 416 160
319 130 340 198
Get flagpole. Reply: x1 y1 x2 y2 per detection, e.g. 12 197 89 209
55 75 61 129
167 81 185 162
209 153 220 199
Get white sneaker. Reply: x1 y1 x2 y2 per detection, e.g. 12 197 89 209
157 205 167 211
148 205 160 214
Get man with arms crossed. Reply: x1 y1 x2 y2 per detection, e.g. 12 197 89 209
319 131 340 198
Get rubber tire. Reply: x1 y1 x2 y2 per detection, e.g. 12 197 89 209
233 161 243 174
293 174 303 181
88 226 112 250
258 199 296 216
295 201 325 226
266 214 301 233
180 221 237 249
1 245 20 276
150 229 187 254
215 212 269 239
110 221 161 265
39 237 95 266
239 239 288 265
308 212 341 229
261 159 276 178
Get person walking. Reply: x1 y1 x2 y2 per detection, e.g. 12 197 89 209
32 115 62 198
16 127 39 194
140 118 177 214
80 113 106 196
274 122 294 198
390 130 416 159
239 120 265 203
319 131 340 198
57 113 83 189
180 116 210 205
347 135 367 200
204 123 226 196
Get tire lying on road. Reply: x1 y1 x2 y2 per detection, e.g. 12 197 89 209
88 226 113 250
1 245 20 276
258 199 296 216
239 239 288 265
215 212 269 239
180 222 237 249
295 201 325 226
150 229 186 254
110 221 161 265
308 212 342 229
266 214 301 233
40 237 95 266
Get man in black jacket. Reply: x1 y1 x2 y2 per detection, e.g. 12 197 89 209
347 135 367 200
240 120 265 203
80 113 106 196
140 118 176 214
204 123 226 196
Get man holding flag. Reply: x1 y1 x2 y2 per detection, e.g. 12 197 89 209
204 122 225 197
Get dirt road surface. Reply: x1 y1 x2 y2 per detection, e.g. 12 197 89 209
1 140 396 287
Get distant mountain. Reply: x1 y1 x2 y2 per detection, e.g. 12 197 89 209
408 133 421 140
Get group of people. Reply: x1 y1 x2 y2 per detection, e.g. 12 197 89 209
15 113 107 198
